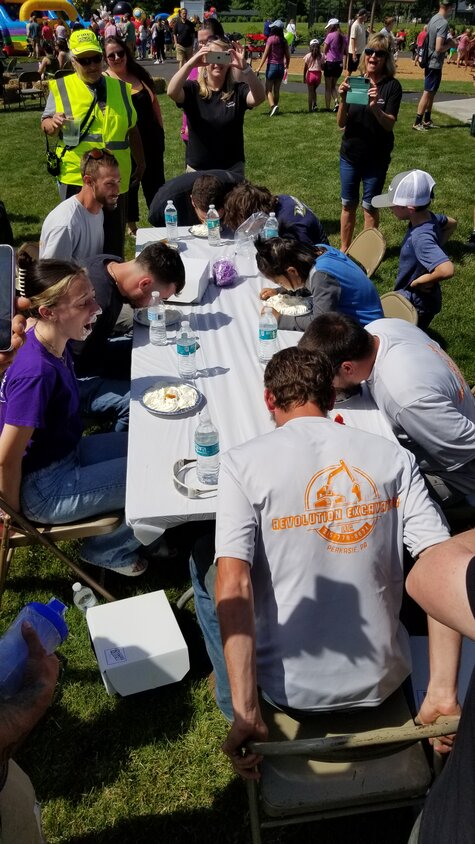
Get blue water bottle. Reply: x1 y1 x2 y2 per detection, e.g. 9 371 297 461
0 598 68 698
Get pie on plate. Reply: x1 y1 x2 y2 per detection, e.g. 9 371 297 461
142 382 199 414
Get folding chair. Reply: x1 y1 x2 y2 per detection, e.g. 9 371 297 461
54 68 75 78
0 496 119 606
380 292 418 324
246 688 459 844
17 71 45 110
345 229 386 277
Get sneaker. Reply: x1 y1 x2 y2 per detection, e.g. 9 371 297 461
412 123 427 131
270 104 279 116
333 101 339 112
466 233 475 251
423 120 439 129
154 60 160 64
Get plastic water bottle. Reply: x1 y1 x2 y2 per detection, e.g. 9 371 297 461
259 306 278 363
195 408 220 485
263 212 279 240
0 598 68 698
164 200 178 244
148 291 167 346
176 319 197 379
206 204 221 246
72 582 98 614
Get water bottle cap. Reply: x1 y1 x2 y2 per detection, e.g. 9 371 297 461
26 598 68 643
209 204 215 209
72 582 82 592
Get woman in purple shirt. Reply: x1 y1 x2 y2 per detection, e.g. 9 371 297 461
255 20 290 116
0 257 146 576
323 18 347 111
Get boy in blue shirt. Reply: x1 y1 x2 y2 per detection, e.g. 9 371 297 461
372 169 457 329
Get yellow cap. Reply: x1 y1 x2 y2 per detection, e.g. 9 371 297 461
69 29 102 56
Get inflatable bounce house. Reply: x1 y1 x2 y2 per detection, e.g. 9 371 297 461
0 0 87 55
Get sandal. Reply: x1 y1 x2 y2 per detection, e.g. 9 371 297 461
114 558 148 577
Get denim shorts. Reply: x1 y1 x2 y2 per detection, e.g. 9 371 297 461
340 156 388 211
266 62 285 80
424 67 442 93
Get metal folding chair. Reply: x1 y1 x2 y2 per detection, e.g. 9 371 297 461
380 292 419 324
246 688 459 843
345 228 386 277
0 496 119 606
17 71 45 110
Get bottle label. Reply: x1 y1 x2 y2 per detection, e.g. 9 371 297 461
147 308 164 322
165 212 177 225
207 219 220 231
195 442 219 457
177 342 197 356
259 329 277 340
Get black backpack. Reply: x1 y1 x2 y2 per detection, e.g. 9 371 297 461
419 34 430 69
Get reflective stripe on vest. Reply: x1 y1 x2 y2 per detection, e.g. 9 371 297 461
49 74 135 189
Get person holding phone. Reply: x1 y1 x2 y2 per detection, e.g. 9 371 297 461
337 33 402 251
167 38 265 176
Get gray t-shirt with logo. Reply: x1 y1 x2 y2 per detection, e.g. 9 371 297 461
427 12 449 70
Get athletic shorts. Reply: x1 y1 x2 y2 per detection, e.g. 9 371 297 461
306 70 322 86
324 60 343 78
340 156 388 211
424 67 442 93
266 62 285 80
347 54 360 72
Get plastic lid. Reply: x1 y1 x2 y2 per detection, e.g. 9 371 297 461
27 598 68 643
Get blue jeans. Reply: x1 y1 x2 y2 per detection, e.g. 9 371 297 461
340 156 388 211
189 531 233 721
21 432 141 570
78 376 130 432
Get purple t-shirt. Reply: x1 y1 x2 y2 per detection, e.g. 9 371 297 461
324 30 347 62
0 329 83 475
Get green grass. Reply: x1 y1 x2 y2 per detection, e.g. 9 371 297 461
0 93 474 843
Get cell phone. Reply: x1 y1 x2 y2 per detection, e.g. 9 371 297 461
346 76 370 105
208 51 231 65
0 245 15 353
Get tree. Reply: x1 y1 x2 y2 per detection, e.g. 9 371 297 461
254 0 287 20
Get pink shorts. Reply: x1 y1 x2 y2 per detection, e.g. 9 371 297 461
306 70 322 86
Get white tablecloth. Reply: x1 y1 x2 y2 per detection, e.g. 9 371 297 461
126 228 394 544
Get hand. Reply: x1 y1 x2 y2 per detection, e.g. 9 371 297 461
229 41 247 72
0 297 31 375
50 111 66 131
416 691 461 754
338 79 350 99
368 84 379 107
259 288 277 300
130 164 145 188
409 275 435 291
222 716 269 780
190 43 212 68
20 622 59 705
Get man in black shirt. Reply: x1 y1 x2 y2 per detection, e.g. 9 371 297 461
173 8 195 67
75 242 185 430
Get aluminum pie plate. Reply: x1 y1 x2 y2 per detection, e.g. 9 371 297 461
134 306 182 327
140 379 202 418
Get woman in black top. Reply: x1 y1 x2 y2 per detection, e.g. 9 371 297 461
168 37 265 176
104 36 165 235
337 34 402 251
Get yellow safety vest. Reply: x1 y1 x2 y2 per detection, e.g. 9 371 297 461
48 74 136 192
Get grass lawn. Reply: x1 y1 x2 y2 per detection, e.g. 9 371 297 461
0 93 474 844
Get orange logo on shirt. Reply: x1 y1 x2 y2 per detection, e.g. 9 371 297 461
272 459 399 553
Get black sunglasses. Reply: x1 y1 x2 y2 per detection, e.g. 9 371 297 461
106 50 125 60
74 54 103 66
364 48 387 58
204 34 231 44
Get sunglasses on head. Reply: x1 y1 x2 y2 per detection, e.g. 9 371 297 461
74 54 103 66
106 49 125 60
364 47 387 57
84 148 113 164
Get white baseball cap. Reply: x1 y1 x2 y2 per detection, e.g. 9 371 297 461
372 170 436 208
309 38 320 45
325 17 340 28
